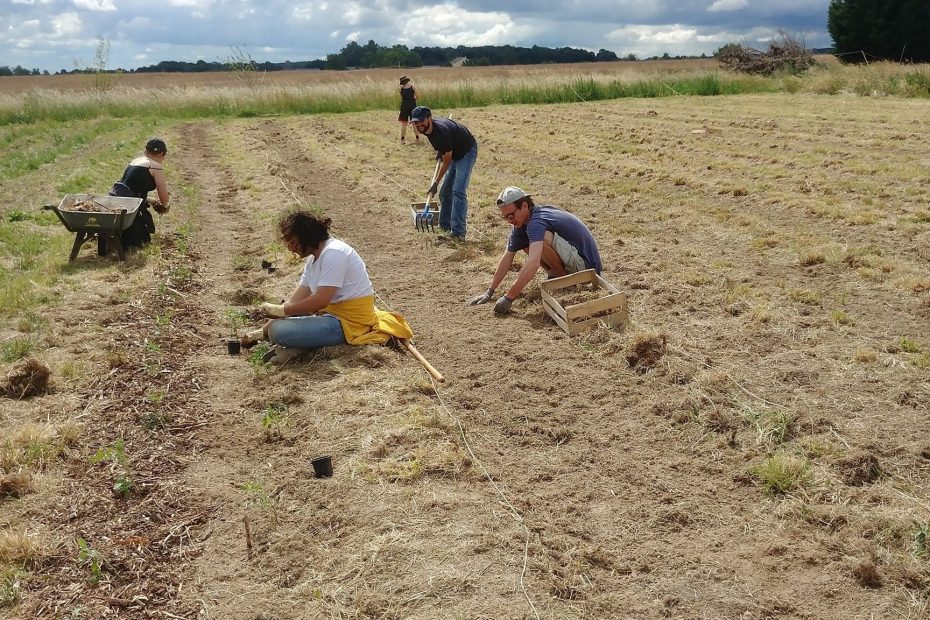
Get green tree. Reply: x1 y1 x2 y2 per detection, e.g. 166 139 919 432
595 49 619 62
829 0 930 62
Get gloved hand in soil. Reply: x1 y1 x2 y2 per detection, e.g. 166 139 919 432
260 302 286 318
467 288 495 306
427 182 438 197
493 295 514 315
146 197 168 214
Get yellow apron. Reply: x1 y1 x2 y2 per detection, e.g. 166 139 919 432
322 295 413 345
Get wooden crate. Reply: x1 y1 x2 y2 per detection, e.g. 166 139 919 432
539 269 629 335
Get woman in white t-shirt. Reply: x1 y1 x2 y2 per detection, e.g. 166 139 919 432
246 211 411 365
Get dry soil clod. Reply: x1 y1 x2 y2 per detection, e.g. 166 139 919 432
2 358 51 399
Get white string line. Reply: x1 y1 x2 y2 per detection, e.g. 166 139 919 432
372 302 541 619
309 122 538 617
428 375 541 620
315 119 422 200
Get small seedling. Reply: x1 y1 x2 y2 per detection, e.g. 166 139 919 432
89 438 127 466
76 538 104 584
259 403 288 440
113 474 134 498
248 342 272 371
144 389 165 404
223 307 249 337
154 311 173 328
915 522 929 559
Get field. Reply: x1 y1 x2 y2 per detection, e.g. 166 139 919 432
1 63 930 619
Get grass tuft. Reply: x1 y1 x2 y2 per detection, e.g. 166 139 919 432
751 453 812 496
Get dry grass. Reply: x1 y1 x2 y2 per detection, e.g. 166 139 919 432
0 421 80 473
0 529 41 565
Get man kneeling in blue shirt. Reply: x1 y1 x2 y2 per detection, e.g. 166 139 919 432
468 186 603 315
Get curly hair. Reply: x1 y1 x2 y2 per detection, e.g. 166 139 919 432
279 211 331 254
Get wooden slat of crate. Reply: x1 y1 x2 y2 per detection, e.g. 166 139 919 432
540 269 629 335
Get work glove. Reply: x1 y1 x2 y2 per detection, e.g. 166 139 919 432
467 288 495 306
427 182 438 197
260 302 286 318
493 295 514 315
240 328 265 348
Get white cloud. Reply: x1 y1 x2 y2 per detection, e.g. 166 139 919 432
292 4 313 21
607 24 699 46
51 12 83 37
404 4 530 46
707 0 748 12
72 0 116 11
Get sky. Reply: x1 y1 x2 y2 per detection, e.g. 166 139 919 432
2 0 834 73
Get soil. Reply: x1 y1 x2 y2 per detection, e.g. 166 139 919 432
2 94 929 619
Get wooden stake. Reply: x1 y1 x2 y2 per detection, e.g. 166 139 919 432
399 339 445 382
243 515 253 559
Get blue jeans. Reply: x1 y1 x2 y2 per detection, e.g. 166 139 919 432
439 144 477 238
267 314 346 349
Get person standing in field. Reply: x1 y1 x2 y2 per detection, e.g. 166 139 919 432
409 105 478 241
104 137 170 252
398 76 420 145
468 186 602 315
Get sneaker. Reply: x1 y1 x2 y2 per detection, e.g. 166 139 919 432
261 346 309 366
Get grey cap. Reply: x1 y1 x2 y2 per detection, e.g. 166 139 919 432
496 186 529 206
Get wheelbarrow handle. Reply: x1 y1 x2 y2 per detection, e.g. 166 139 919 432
42 204 56 211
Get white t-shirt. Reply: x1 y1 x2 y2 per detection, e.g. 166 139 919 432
298 238 374 303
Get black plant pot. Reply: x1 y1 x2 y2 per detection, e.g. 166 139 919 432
311 455 333 478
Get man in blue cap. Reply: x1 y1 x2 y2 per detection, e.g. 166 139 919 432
409 106 478 241
468 186 602 315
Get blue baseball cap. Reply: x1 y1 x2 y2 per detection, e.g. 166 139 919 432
409 106 431 122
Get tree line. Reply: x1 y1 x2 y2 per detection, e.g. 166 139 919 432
828 0 930 62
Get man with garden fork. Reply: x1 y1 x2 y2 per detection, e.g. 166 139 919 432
409 105 478 241
468 187 602 315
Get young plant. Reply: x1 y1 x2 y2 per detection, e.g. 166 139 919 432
915 522 930 559
260 403 288 441
248 342 272 372
75 538 104 584
89 438 134 498
223 307 249 338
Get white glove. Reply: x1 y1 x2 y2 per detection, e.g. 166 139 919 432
260 302 286 318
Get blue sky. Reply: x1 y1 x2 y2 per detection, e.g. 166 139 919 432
2 0 833 73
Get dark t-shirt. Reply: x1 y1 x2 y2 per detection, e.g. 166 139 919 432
507 205 602 273
425 118 477 161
